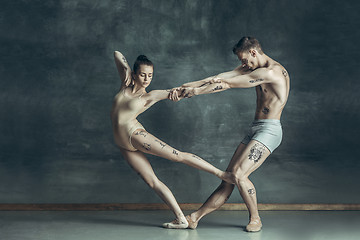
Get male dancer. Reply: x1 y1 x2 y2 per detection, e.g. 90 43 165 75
170 37 290 232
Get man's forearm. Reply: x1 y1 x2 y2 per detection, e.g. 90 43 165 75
192 81 229 96
181 76 215 88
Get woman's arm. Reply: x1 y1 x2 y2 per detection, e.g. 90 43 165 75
143 89 174 108
114 51 132 87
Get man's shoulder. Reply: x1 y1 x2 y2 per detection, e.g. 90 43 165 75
266 63 288 81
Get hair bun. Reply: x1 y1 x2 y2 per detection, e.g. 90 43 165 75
136 55 149 61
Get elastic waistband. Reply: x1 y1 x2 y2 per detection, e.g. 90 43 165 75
252 119 281 124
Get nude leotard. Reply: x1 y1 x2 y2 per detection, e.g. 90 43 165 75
111 87 147 151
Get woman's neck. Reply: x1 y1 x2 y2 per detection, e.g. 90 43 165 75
131 84 146 95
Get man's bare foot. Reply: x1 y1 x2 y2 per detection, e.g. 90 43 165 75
162 218 188 229
246 217 262 232
221 171 236 184
185 215 198 229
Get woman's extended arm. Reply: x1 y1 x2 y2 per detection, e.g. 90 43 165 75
143 89 174 108
114 51 132 87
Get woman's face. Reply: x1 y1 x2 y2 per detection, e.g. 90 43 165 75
133 64 153 88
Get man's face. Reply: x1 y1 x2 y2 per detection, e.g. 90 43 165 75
237 50 257 70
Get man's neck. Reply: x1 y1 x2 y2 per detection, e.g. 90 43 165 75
258 54 272 68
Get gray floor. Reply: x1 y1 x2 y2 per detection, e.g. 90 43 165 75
0 210 359 240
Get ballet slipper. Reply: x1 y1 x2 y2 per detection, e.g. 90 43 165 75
185 215 198 229
246 217 262 232
162 218 188 229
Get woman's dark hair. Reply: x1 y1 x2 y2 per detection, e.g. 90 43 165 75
133 55 153 74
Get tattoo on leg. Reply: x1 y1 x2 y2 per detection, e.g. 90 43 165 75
143 143 151 151
212 85 223 91
155 139 166 148
248 188 256 195
248 143 266 163
122 57 127 63
192 155 202 160
249 78 264 83
282 69 288 77
262 107 270 114
135 131 147 138
172 149 179 155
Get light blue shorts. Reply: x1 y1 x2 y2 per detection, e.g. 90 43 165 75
241 119 283 153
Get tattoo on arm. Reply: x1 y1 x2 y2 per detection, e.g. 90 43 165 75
199 82 211 87
192 155 202 160
249 78 264 83
282 69 288 77
143 143 151 151
248 143 266 163
122 57 127 63
155 139 166 148
262 107 270 115
172 149 179 155
135 131 147 138
248 188 256 195
212 85 223 91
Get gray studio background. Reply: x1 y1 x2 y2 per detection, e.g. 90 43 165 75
0 0 359 204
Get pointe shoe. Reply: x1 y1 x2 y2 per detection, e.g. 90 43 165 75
185 215 198 229
162 218 188 229
246 218 262 232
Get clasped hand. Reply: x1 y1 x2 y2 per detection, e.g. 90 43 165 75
168 77 222 102
168 87 195 101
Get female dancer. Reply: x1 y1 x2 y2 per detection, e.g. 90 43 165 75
110 51 234 229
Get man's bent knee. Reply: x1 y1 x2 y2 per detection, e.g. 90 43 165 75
234 170 248 186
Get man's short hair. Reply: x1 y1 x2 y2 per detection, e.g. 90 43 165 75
232 37 264 55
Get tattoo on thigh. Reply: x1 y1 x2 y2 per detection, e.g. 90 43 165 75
212 85 223 91
262 107 270 114
172 149 179 155
135 131 147 138
249 78 264 83
143 143 151 151
248 143 266 163
282 69 288 77
155 139 166 148
122 57 127 63
248 188 256 195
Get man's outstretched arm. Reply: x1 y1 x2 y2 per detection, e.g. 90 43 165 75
181 68 273 98
180 67 244 88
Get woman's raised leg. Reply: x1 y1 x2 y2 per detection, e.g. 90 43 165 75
130 129 235 184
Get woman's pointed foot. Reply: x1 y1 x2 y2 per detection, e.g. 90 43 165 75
246 217 262 232
162 218 188 229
